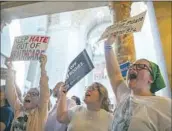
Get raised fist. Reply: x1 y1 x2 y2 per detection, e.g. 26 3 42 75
105 34 116 46
39 54 47 67
5 57 13 69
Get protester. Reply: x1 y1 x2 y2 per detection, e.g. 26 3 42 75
5 54 50 131
0 85 14 131
71 96 81 105
104 34 171 131
57 82 113 131
44 82 76 131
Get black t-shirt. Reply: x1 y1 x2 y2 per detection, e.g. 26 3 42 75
0 105 14 131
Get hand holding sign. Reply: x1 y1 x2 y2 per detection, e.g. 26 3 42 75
105 34 116 46
39 54 47 75
39 54 47 67
59 83 67 97
5 57 13 69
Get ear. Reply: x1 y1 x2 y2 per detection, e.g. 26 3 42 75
148 75 153 84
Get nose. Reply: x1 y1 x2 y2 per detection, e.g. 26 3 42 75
128 68 137 75
86 90 92 94
26 93 31 97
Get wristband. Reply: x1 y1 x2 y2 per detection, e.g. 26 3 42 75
104 44 113 50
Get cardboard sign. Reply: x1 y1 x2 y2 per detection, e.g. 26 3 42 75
10 35 50 61
120 61 130 78
65 49 94 91
99 11 147 41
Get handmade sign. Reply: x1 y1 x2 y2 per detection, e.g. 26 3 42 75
10 35 50 61
99 11 147 41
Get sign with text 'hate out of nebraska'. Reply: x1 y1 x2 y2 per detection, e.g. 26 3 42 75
10 35 50 61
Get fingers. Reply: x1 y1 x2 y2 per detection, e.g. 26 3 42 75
105 34 116 45
39 54 47 69
5 57 13 69
39 54 47 63
60 83 67 94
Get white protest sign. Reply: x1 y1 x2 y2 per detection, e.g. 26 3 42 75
99 11 147 41
10 35 50 61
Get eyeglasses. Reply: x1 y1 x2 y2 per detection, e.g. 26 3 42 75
85 86 98 91
85 82 102 94
129 64 152 75
26 92 39 97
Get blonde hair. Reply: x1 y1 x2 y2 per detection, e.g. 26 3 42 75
94 82 111 112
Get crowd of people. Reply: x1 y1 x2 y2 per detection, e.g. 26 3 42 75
0 35 171 131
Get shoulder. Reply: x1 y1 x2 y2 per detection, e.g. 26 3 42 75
100 109 113 118
0 106 13 114
70 105 85 112
67 98 75 104
143 96 171 117
151 96 171 107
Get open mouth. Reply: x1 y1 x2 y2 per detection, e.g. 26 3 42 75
128 73 137 80
85 92 91 97
24 99 31 103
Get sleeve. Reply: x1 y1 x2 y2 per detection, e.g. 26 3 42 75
67 105 82 121
0 107 14 129
116 81 131 104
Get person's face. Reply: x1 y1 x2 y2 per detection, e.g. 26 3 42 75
126 59 153 90
84 83 101 105
23 88 39 110
0 87 5 101
53 82 64 98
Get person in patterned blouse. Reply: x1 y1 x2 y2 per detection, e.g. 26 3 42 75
5 54 50 131
104 34 171 131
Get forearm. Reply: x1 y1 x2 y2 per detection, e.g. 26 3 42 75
56 95 67 122
104 45 124 89
5 69 20 110
39 67 50 105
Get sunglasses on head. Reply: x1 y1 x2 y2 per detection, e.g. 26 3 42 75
129 63 153 75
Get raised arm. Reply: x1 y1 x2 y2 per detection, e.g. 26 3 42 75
5 58 22 112
39 54 50 119
104 35 124 95
56 84 70 124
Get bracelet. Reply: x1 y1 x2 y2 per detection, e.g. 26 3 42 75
104 44 113 50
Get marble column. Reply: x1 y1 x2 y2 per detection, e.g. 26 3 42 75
109 2 136 64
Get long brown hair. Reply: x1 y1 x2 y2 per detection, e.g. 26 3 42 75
94 82 111 112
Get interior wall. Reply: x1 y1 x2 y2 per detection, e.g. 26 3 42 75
153 2 172 89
